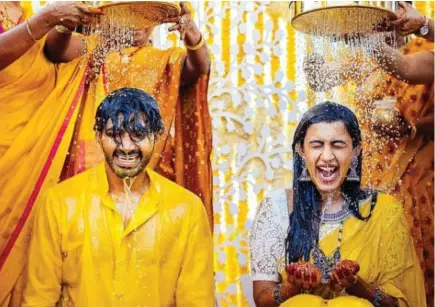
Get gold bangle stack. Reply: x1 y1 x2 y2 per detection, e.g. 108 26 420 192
26 20 37 42
55 25 72 34
185 34 205 51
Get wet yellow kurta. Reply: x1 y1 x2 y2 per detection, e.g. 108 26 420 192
22 163 214 307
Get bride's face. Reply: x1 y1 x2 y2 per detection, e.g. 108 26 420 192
298 121 359 195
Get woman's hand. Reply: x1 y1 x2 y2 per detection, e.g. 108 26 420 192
42 2 103 30
328 260 360 293
393 1 427 36
371 100 411 138
162 2 202 46
286 261 322 292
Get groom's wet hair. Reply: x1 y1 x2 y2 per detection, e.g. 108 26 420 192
94 88 164 143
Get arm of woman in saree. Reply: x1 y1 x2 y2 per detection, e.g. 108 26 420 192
415 112 434 139
374 44 434 84
162 2 210 87
0 2 97 70
0 7 54 71
44 4 103 63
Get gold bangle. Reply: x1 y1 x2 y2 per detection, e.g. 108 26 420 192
410 125 417 139
80 37 88 57
55 25 72 34
26 20 37 42
185 34 205 51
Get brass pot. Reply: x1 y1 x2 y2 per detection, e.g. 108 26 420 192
289 1 399 37
80 1 180 30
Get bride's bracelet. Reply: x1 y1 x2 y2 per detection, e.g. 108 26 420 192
372 287 399 307
273 284 285 305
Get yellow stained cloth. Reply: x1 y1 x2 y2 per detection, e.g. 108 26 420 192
64 46 214 228
65 46 186 174
23 163 214 307
0 29 88 307
0 37 55 158
0 36 55 307
281 194 426 307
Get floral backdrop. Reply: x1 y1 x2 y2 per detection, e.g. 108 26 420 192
27 1 434 306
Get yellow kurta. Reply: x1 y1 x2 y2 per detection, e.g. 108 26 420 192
64 46 213 228
283 194 426 307
22 163 214 307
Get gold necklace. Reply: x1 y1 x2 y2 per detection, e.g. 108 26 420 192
1 4 24 31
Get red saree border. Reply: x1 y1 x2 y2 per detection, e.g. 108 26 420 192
0 70 88 271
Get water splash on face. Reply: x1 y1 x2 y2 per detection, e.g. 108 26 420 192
303 20 403 186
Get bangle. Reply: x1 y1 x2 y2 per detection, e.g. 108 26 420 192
273 284 285 305
351 275 358 285
55 25 72 34
26 20 37 42
372 287 382 307
80 37 88 57
185 34 205 51
410 125 417 139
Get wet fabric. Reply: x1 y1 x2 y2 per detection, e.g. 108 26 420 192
359 38 434 307
0 13 88 306
23 163 214 307
250 190 426 306
62 46 213 229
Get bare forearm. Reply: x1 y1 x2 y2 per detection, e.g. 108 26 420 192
186 45 210 74
254 287 279 307
346 278 398 307
374 44 409 80
45 30 73 63
415 113 434 139
375 43 434 84
45 30 85 63
181 24 210 86
254 282 301 307
0 12 54 70
185 26 210 72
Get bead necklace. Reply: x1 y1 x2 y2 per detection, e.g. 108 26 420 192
312 196 348 284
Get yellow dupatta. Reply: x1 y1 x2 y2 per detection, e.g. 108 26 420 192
0 29 89 307
282 193 426 307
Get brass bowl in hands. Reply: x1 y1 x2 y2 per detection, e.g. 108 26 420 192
289 3 397 37
83 1 180 30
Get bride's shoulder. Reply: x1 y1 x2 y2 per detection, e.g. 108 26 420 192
258 188 291 214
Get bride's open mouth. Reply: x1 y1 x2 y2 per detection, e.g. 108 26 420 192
316 165 339 184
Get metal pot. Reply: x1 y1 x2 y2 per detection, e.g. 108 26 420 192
289 1 400 36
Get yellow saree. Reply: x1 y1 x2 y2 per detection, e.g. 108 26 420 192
282 194 426 307
63 46 213 228
0 27 89 307
360 38 434 306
